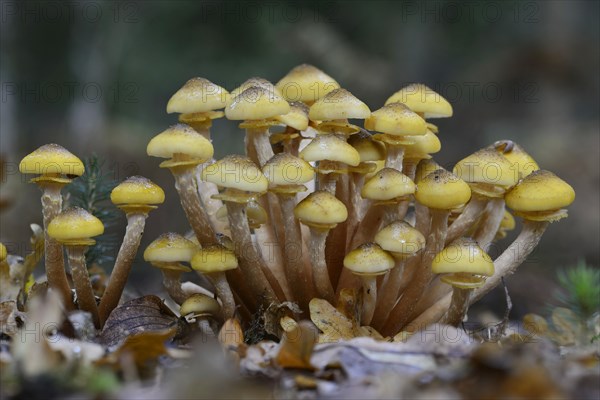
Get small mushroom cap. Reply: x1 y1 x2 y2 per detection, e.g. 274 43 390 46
144 232 197 264
374 221 426 257
191 244 238 273
364 103 428 136
47 207 104 245
0 242 7 262
230 77 281 99
453 149 518 189
147 124 214 162
415 159 443 183
225 86 290 120
274 101 309 131
167 77 229 114
263 153 315 187
294 190 348 230
343 242 395 276
308 88 371 121
216 201 268 228
431 238 495 276
361 168 415 201
299 134 360 167
275 64 340 104
490 140 539 179
415 169 472 210
201 155 268 193
404 130 441 159
499 210 516 231
385 84 453 118
180 293 221 318
505 170 575 213
110 176 165 208
19 144 85 178
347 131 386 162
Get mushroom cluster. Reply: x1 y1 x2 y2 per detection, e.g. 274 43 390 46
17 64 575 336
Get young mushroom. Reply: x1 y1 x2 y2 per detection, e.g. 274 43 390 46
147 124 217 245
432 238 495 326
143 233 197 305
19 144 85 310
180 293 222 336
488 140 539 180
275 64 340 106
308 88 371 136
294 190 348 303
271 102 310 156
343 242 395 325
191 244 238 319
47 207 104 327
97 176 165 326
385 83 453 120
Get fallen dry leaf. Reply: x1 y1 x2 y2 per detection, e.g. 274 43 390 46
275 321 318 370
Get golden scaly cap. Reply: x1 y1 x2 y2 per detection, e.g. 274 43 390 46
374 221 426 259
347 131 386 163
364 102 427 136
489 140 539 180
47 207 104 246
147 124 214 168
167 77 229 114
19 144 84 183
309 88 371 121
262 153 315 192
144 232 196 271
276 64 340 104
294 190 347 230
453 148 519 197
432 238 494 289
229 77 281 99
110 176 165 214
202 154 268 195
191 244 238 274
343 242 395 276
404 130 441 160
415 169 471 210
385 84 453 118
225 86 290 121
361 168 415 201
274 101 309 131
180 293 221 318
300 134 360 167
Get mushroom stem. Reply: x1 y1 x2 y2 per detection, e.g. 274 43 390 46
347 173 367 244
40 184 75 310
225 202 278 304
194 168 229 235
442 288 472 326
67 246 99 328
161 269 187 305
279 195 311 310
98 213 146 325
208 272 236 319
371 259 406 329
415 202 431 237
246 127 274 167
172 167 218 245
318 173 337 194
382 209 449 335
474 198 505 251
360 275 377 326
408 220 549 330
385 146 404 172
446 196 487 245
309 228 336 303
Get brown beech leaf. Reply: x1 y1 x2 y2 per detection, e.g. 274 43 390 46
100 295 182 349
275 321 318 370
309 298 354 343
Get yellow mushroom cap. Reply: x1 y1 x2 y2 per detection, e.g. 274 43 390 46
404 130 442 159
299 134 360 167
374 221 426 257
505 170 575 214
499 210 516 231
274 101 309 131
453 149 518 190
147 124 214 162
110 176 165 208
262 153 315 186
19 144 85 178
47 207 104 245
294 190 348 230
167 77 229 114
180 293 221 317
343 242 395 276
225 86 290 121
415 169 472 210
216 201 267 228
230 77 281 99
414 159 443 183
364 103 428 136
144 232 197 266
361 168 415 201
191 244 238 274
0 242 7 262
490 140 539 179
384 84 453 118
308 88 371 121
431 238 495 277
201 155 268 193
347 131 386 162
275 64 340 104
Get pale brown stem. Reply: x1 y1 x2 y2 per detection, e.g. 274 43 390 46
371 259 406 329
385 145 404 172
318 173 337 194
382 209 448 336
326 176 349 288
226 202 278 304
360 276 377 326
347 173 367 246
442 288 472 326
162 269 187 305
67 246 99 327
279 195 311 310
194 166 229 235
474 198 505 251
40 184 75 310
247 127 274 167
209 272 236 320
446 196 487 245
415 202 431 237
310 228 335 303
172 168 218 246
98 213 146 326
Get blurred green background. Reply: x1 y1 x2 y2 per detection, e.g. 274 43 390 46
1 0 598 315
